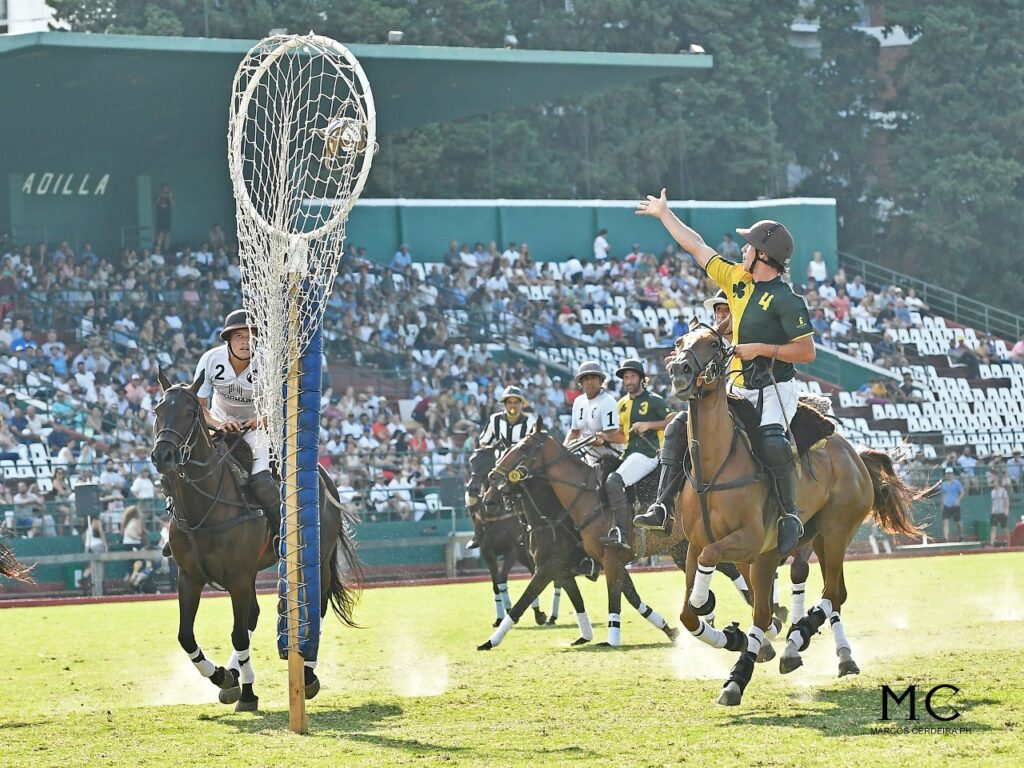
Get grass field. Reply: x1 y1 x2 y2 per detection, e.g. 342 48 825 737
1 552 1021 768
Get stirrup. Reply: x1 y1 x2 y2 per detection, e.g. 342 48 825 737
634 504 668 531
777 513 804 557
572 556 600 582
598 526 630 550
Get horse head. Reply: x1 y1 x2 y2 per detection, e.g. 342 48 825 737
467 446 497 498
666 316 732 399
151 369 207 475
485 418 549 500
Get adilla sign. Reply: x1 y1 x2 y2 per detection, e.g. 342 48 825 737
20 172 111 196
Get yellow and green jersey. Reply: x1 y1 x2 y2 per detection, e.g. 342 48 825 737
617 390 672 458
704 254 812 388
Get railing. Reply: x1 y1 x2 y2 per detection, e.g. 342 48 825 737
839 250 1024 341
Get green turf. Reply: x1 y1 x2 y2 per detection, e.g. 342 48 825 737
1 553 1021 768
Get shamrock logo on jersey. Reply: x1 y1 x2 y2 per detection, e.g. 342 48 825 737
732 281 747 299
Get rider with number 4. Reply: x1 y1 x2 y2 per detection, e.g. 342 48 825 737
195 309 281 530
635 189 814 558
467 386 537 550
598 359 674 550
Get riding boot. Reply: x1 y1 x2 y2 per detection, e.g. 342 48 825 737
754 424 805 558
635 412 687 530
248 470 283 555
598 472 631 550
572 551 600 581
466 507 485 550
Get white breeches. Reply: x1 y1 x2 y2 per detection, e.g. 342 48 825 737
614 452 659 487
244 429 271 475
730 379 799 427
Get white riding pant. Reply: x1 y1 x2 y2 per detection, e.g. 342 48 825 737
730 379 799 428
614 452 659 487
212 406 271 474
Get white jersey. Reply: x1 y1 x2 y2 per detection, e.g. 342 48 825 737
478 411 538 450
194 345 256 422
570 390 622 464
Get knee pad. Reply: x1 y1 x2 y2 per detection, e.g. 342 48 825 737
606 472 626 495
660 413 689 465
754 424 794 470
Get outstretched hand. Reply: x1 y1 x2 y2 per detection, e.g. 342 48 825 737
635 188 669 219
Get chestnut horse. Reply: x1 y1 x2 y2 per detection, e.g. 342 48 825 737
666 321 923 706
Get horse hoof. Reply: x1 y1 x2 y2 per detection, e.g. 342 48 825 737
235 696 259 713
779 652 803 675
717 682 743 707
571 637 590 646
477 641 494 651
664 627 681 642
492 619 502 628
218 686 241 705
756 643 776 664
546 617 558 625
533 609 548 626
838 659 861 677
305 676 321 699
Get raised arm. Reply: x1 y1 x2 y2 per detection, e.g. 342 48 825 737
636 188 717 269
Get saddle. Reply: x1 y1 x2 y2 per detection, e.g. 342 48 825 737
726 394 836 457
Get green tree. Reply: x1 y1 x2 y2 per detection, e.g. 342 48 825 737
882 0 1024 307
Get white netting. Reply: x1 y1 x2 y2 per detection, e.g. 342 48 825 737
228 34 376 454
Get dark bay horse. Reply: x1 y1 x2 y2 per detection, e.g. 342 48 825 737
476 471 595 650
481 424 681 650
666 321 924 706
151 372 361 712
466 447 553 627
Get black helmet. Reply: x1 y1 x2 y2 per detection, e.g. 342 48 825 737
615 358 646 380
736 220 794 265
219 309 255 341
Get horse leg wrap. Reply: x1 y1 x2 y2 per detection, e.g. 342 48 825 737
487 614 516 648
188 647 216 678
637 602 668 630
691 619 728 649
689 564 716 613
550 587 561 619
494 592 505 621
607 613 621 646
746 625 765 655
830 612 851 654
722 622 747 652
576 612 594 641
725 651 757 694
498 582 511 611
791 582 806 621
732 573 748 594
236 650 255 685
787 605 828 653
767 616 782 641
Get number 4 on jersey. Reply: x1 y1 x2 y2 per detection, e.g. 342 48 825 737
758 293 774 311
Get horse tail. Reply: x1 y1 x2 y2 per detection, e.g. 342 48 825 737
858 448 929 536
322 469 363 627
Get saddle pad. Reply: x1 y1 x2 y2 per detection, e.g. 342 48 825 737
726 395 836 456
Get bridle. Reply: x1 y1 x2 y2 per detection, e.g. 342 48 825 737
489 432 608 535
669 322 735 398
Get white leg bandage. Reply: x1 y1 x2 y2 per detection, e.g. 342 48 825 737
746 625 766 655
732 574 748 594
576 612 594 641
498 582 511 611
817 598 833 617
690 619 727 649
494 592 505 621
487 614 516 648
791 582 806 620
550 587 562 618
868 535 880 555
830 612 850 654
188 646 216 678
636 601 668 630
237 649 255 685
607 613 621 646
772 573 780 604
304 659 317 670
689 563 715 610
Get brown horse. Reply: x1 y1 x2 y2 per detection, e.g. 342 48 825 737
484 423 682 649
151 372 361 712
666 321 923 705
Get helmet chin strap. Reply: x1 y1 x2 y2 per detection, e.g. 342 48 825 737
227 340 251 362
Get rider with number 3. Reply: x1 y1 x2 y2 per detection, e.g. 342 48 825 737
635 189 814 557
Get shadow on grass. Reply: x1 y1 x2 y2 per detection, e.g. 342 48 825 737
725 686 1001 736
560 641 675 652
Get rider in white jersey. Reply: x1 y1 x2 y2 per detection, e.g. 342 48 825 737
194 309 280 526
